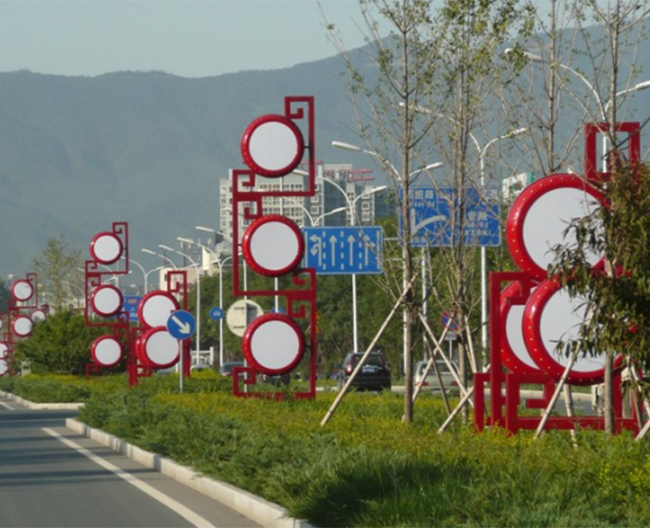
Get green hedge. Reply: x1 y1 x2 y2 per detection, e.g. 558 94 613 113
3 373 650 527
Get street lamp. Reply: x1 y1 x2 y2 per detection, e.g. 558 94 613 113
283 198 347 227
506 48 650 171
120 256 162 293
142 248 178 270
160 243 201 368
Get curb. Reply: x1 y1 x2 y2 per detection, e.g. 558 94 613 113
0 390 84 410
65 418 313 528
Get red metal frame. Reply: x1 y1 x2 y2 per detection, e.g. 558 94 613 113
478 123 646 434
231 96 318 400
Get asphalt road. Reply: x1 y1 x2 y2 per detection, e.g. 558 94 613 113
0 397 259 528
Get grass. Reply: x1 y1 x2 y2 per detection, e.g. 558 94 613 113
2 372 650 527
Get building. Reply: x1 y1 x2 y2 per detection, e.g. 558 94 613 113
218 162 392 244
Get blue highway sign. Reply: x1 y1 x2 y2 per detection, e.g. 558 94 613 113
303 226 383 275
122 295 142 322
400 187 501 247
166 310 196 340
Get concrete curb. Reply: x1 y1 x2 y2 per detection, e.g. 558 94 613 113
0 390 84 410
66 418 313 528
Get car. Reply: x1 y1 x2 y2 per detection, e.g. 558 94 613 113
219 361 245 377
337 352 392 392
414 359 459 393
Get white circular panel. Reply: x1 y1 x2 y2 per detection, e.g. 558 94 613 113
31 309 47 323
13 316 33 337
144 329 180 368
92 335 123 367
505 301 540 371
247 317 303 372
90 233 123 264
12 280 34 302
251 221 300 269
537 288 605 373
0 342 8 359
91 285 123 317
0 359 7 376
522 187 602 273
249 122 300 172
139 291 179 328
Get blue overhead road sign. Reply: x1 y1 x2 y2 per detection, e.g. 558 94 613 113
166 310 196 340
400 187 501 247
303 226 383 275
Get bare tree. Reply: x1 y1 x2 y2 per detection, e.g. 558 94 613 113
324 0 531 424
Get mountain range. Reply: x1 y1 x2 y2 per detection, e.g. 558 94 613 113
2 27 650 284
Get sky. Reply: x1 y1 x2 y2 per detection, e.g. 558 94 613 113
0 0 380 78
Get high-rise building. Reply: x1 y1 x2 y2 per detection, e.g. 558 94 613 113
218 162 392 244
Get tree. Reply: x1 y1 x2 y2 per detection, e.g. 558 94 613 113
14 310 107 375
32 235 84 312
325 0 532 423
551 158 650 434
0 277 10 314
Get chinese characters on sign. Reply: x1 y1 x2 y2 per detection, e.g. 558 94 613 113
401 187 501 247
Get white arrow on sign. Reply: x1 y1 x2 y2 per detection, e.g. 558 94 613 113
171 315 192 335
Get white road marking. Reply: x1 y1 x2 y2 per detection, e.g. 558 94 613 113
42 427 217 528
0 400 15 410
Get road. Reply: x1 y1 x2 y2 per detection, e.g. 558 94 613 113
0 396 259 528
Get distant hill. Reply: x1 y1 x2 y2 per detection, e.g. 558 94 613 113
2 26 650 282
0 50 371 279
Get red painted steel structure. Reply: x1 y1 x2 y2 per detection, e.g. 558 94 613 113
84 222 190 386
231 96 318 400
476 123 645 434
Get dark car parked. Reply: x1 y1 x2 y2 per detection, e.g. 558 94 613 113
337 352 392 392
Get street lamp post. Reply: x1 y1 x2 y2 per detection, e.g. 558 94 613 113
507 48 650 171
283 198 347 227
159 244 201 369
120 256 162 293
333 139 443 374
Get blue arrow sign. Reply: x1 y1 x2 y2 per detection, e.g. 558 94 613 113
400 187 501 247
166 310 196 340
302 226 383 275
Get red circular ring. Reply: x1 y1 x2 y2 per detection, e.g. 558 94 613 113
91 335 123 367
242 313 305 375
137 290 180 328
137 326 180 369
522 277 621 385
13 315 33 338
506 174 605 281
242 215 304 277
240 114 304 177
11 279 34 302
90 231 123 265
90 284 124 317
499 280 543 376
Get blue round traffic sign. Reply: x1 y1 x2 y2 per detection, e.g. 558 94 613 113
166 310 196 340
209 307 224 321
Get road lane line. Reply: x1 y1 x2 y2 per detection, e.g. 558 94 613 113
42 428 217 528
0 400 15 410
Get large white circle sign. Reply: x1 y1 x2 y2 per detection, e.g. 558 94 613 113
242 313 304 375
90 232 123 264
91 285 123 317
507 175 604 280
242 215 304 277
138 291 179 328
139 327 180 368
11 280 34 302
241 114 304 177
91 335 123 367
13 316 33 338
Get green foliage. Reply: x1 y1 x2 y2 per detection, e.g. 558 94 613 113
3 374 650 526
0 277 9 313
14 310 108 375
551 160 650 371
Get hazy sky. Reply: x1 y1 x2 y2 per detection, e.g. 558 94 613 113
0 0 380 78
